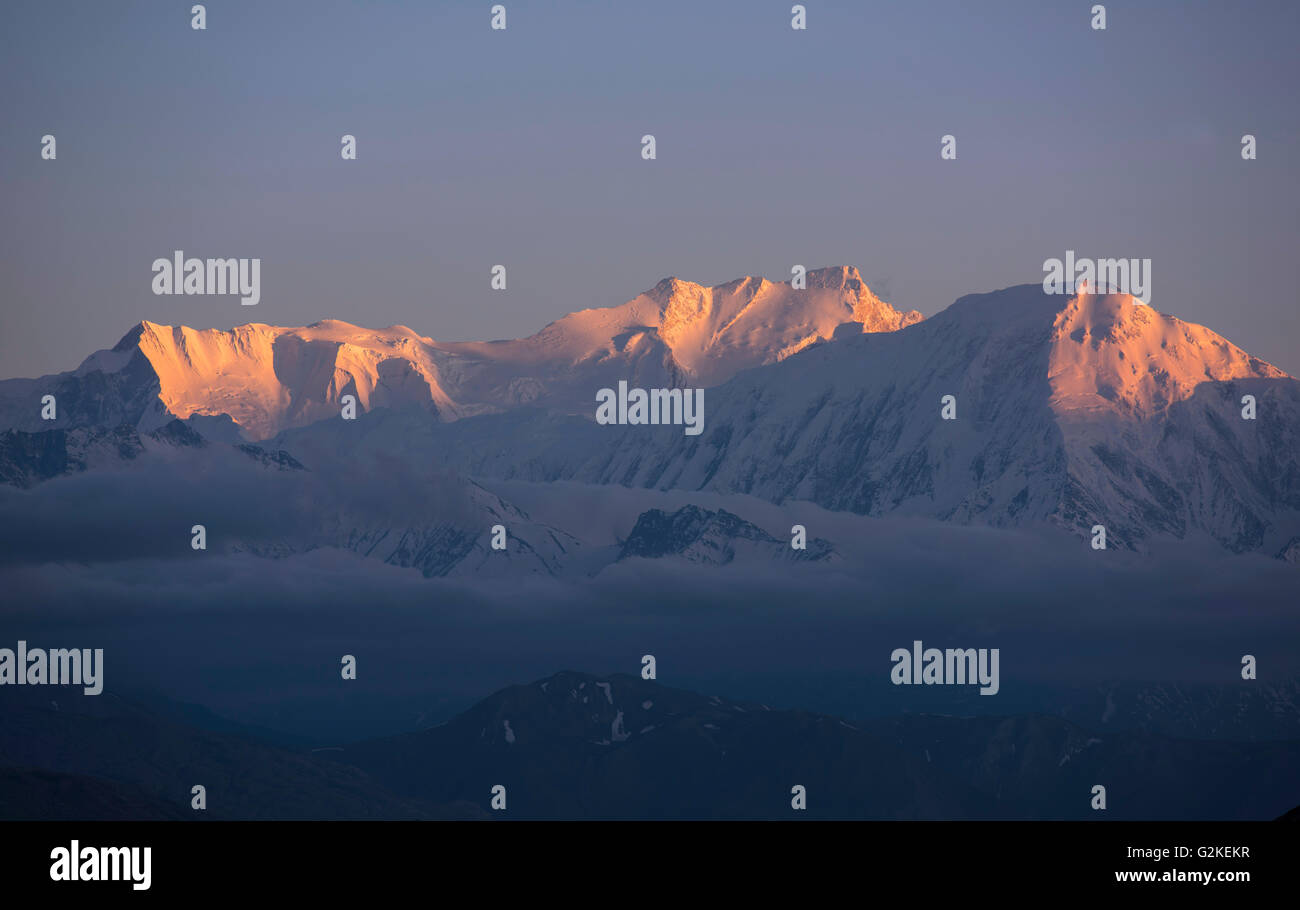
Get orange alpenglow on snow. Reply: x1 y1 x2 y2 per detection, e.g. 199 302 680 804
112 267 922 439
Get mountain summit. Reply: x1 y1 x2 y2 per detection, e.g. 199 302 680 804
0 268 919 440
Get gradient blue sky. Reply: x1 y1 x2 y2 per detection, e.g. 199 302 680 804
2 0 1297 377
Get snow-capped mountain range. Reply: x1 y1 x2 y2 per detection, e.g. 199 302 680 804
1 268 1297 560
0 266 917 440
472 283 1297 555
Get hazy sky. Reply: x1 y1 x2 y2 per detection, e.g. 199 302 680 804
2 0 1297 378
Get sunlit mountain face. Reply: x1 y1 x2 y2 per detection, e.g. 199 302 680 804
0 266 918 441
2 276 1297 559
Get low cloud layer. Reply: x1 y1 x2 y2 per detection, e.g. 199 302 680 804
3 466 1294 742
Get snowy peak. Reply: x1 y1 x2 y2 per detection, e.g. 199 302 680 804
805 264 867 292
125 320 452 439
0 267 920 440
625 266 922 385
644 275 709 307
1048 291 1288 419
618 505 836 566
